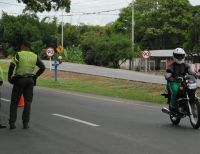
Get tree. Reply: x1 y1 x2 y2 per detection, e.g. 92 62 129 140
39 17 58 48
81 31 103 65
113 0 193 50
110 6 132 34
0 13 58 56
107 34 132 68
0 13 24 50
143 0 192 49
61 24 81 47
31 40 45 58
81 30 132 68
17 0 71 12
0 13 43 50
184 5 200 54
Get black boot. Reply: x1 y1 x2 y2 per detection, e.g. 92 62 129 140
169 105 177 113
23 123 29 129
9 123 16 130
0 124 7 129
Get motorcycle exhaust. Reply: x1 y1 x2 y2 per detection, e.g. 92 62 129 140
162 107 170 114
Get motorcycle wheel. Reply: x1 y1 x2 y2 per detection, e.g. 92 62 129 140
189 99 200 129
170 114 181 125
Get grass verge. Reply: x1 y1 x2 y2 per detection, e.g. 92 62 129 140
0 61 166 104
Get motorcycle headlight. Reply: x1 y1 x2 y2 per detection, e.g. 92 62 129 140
187 83 197 89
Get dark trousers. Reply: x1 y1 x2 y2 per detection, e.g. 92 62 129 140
9 77 34 124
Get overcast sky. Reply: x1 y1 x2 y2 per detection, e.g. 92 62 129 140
0 0 200 25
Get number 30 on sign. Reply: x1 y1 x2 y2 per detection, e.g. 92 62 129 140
46 47 55 57
141 50 151 59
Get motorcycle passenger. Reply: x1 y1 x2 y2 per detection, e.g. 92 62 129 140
164 48 198 113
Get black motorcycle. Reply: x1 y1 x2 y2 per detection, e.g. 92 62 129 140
162 75 200 129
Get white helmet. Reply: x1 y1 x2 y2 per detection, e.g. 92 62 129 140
173 48 186 64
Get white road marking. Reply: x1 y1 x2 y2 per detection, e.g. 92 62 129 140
52 113 100 127
0 98 10 102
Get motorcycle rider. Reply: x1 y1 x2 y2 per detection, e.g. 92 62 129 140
164 48 198 113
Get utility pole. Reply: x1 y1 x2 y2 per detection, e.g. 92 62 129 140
131 0 135 70
132 0 134 48
61 9 64 47
54 8 64 81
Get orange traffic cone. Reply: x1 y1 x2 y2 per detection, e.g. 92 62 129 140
18 94 24 107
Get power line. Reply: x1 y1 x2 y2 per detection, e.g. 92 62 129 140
71 2 129 11
0 1 125 22
0 8 121 17
0 1 24 7
71 8 122 15
72 0 130 7
0 1 129 12
0 0 129 9
61 13 119 16
72 0 118 5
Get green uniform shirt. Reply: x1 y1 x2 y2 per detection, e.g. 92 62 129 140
0 65 3 81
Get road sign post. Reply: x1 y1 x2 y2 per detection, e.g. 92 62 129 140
46 47 55 71
141 50 151 72
46 46 64 81
54 53 58 81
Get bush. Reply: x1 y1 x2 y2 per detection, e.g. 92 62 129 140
64 46 84 63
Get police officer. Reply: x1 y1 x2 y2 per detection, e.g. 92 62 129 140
8 41 45 129
0 64 6 128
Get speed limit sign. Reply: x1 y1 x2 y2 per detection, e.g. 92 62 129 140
141 50 151 59
46 47 55 57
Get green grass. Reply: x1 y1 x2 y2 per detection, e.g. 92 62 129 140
0 61 166 104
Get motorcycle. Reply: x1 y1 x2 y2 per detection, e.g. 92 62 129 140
161 74 200 129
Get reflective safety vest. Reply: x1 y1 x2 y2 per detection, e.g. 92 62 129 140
0 65 3 81
14 51 37 77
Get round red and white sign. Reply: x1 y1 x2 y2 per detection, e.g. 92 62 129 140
141 50 151 59
46 47 55 57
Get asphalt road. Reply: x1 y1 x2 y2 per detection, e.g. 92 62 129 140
1 83 200 154
43 60 166 84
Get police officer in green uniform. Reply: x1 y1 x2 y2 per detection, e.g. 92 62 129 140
0 64 7 128
8 41 45 129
